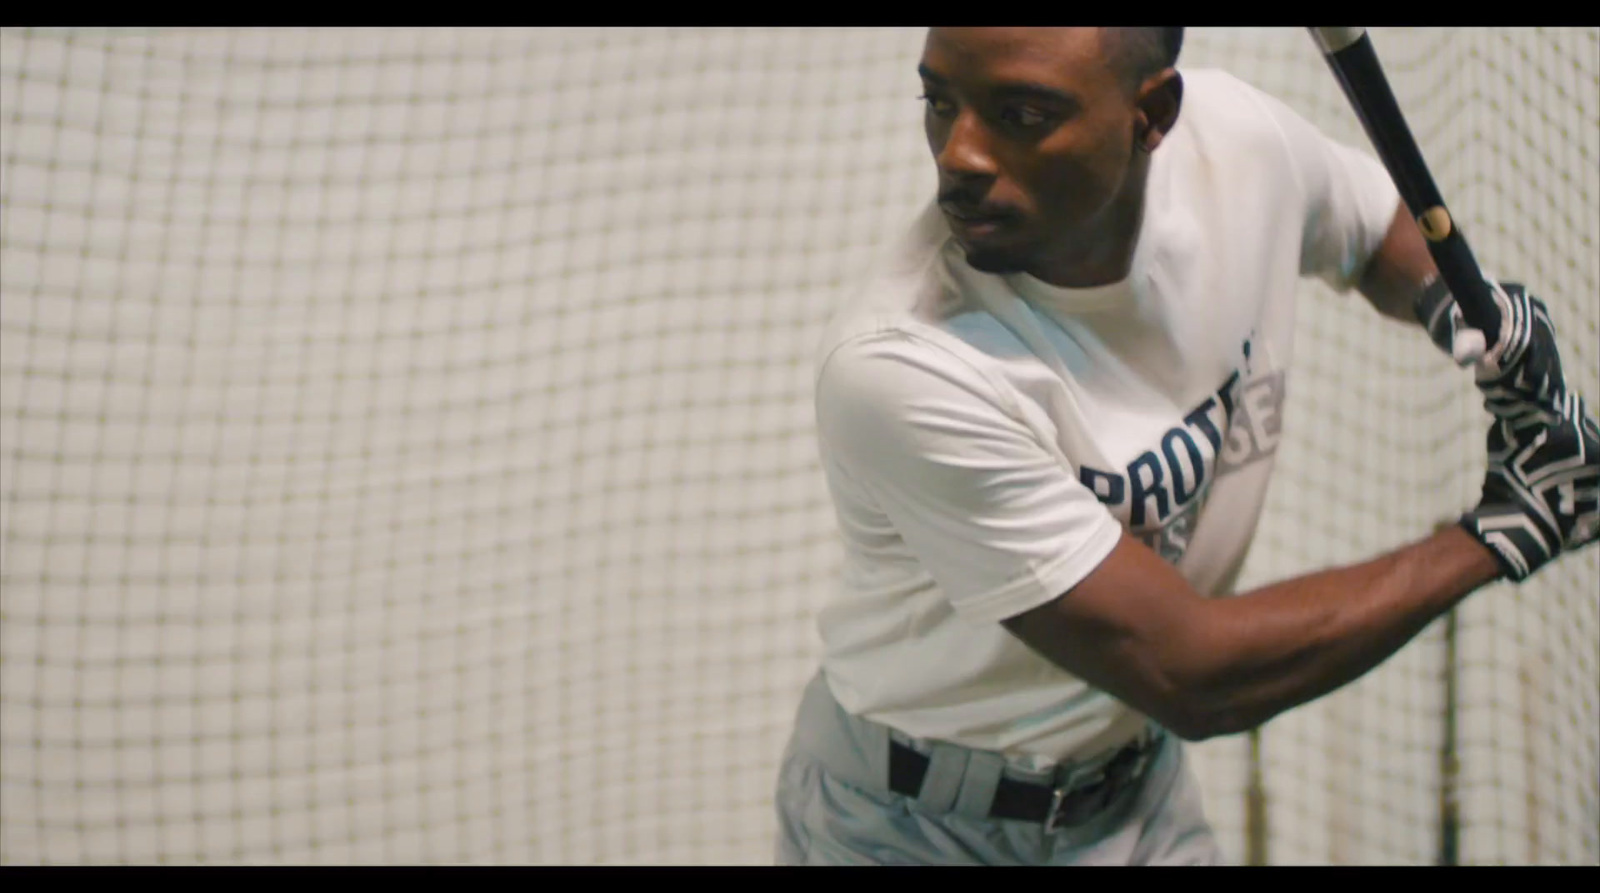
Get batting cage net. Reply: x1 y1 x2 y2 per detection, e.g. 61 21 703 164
2 27 1595 864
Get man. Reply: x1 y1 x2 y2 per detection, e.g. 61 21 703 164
773 27 1599 866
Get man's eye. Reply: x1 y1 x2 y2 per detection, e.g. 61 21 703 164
1001 106 1050 128
918 93 955 116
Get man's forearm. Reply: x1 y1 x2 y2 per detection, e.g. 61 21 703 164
1185 525 1500 737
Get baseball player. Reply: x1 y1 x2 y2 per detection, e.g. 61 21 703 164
774 27 1600 866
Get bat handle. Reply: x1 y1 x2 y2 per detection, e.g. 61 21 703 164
1421 211 1504 349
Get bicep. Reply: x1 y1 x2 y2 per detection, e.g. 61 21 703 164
1356 200 1436 324
1296 136 1401 291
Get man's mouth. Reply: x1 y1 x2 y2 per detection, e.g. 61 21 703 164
940 202 1011 223
941 204 1014 239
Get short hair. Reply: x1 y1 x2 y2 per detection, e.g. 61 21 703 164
1104 27 1184 89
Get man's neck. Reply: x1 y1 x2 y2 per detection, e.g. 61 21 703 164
1024 162 1150 290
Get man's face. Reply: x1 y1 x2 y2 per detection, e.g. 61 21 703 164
919 28 1147 276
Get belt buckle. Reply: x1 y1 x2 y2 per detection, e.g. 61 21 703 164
1127 737 1155 780
1042 766 1106 834
1042 733 1158 833
1042 785 1071 834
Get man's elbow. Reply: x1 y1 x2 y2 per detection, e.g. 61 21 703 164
1162 708 1253 742
1144 678 1258 742
1151 701 1226 742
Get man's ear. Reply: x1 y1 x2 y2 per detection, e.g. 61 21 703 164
1135 70 1183 153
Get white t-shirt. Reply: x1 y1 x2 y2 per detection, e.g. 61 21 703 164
811 68 1401 766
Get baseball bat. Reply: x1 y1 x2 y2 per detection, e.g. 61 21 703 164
1314 30 1494 865
1310 27 1501 348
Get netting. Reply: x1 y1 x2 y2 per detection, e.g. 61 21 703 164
2 27 1595 865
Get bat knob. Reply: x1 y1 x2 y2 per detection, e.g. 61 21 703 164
1451 328 1487 367
1311 27 1367 53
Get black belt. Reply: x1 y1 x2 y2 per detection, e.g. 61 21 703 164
887 731 1161 833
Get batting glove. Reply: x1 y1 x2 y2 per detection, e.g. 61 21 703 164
1424 279 1600 580
1465 407 1599 580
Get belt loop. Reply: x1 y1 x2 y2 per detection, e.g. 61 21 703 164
860 712 892 793
914 744 969 814
951 749 1006 820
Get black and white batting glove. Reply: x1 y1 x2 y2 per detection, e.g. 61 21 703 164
1416 275 1515 375
1465 405 1599 581
1421 278 1600 580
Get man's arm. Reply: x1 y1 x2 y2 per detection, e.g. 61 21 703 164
1356 199 1438 325
1002 524 1501 741
1352 199 1600 578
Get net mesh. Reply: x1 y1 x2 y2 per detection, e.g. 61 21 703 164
1 26 1595 865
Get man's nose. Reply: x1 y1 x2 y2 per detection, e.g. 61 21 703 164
936 109 999 183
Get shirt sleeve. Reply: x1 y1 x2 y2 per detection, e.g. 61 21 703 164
815 329 1126 625
1242 76 1402 292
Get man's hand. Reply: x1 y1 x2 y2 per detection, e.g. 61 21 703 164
1414 274 1499 370
1415 277 1564 390
1433 280 1600 580
1462 407 1599 581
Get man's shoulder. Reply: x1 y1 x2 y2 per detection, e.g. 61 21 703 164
814 204 964 373
816 288 1033 405
815 305 990 401
814 276 936 376
1180 67 1278 110
1163 67 1308 185
813 286 1020 429
1174 68 1292 139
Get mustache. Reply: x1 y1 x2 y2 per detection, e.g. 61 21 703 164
937 192 1018 219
